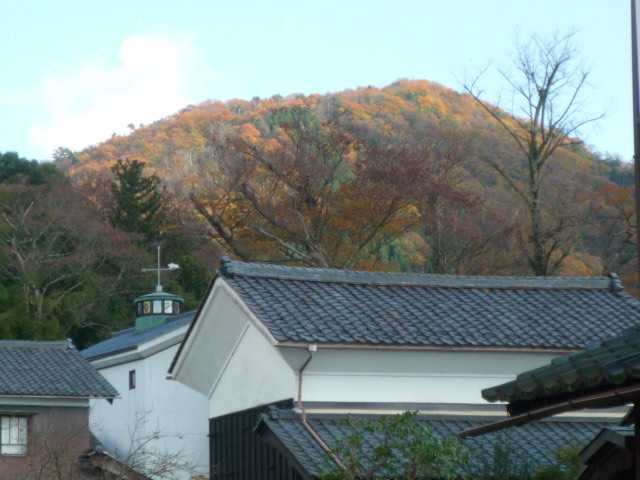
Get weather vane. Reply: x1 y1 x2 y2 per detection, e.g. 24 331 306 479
141 245 180 292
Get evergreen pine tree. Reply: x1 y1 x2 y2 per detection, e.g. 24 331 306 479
110 159 165 241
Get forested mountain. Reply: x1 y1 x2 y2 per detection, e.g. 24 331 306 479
0 80 636 345
65 79 635 277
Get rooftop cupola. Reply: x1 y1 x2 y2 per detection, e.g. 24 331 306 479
135 246 183 333
134 291 184 332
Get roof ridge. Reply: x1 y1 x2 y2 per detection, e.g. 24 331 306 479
218 257 619 290
110 327 135 338
0 340 71 350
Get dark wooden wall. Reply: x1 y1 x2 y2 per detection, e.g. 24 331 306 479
209 401 303 480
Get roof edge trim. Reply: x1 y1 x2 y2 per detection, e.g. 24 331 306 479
275 342 577 354
459 382 640 438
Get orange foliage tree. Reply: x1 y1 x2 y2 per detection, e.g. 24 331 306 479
183 106 413 268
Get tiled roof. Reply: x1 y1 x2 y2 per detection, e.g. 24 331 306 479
483 326 640 405
0 340 118 398
81 311 195 360
257 409 613 478
218 258 640 349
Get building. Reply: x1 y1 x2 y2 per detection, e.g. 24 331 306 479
82 288 209 480
169 258 640 479
0 339 117 478
253 408 619 479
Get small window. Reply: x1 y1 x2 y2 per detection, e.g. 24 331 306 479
174 302 181 314
153 300 162 314
164 300 173 314
143 302 151 314
129 370 136 390
1 416 27 455
136 302 142 315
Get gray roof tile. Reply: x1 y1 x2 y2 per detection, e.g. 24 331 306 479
0 340 118 398
218 259 640 349
81 311 195 360
258 409 613 478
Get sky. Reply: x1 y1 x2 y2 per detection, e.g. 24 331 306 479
0 0 632 161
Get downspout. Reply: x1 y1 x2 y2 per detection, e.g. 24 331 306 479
297 344 347 470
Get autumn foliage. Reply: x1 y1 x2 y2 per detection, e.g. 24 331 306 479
65 80 635 277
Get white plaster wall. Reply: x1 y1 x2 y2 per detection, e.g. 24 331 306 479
291 349 561 404
173 282 250 395
203 328 558 415
90 357 145 459
90 344 209 480
174 281 296 418
208 323 295 418
142 346 209 474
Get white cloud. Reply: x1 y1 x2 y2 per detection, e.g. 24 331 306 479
29 31 197 156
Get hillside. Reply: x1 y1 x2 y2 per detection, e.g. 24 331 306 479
62 79 636 278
